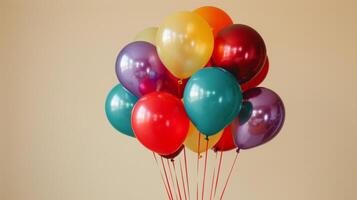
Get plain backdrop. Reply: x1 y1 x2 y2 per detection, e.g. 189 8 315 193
1 0 357 200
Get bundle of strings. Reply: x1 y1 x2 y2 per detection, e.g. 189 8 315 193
153 134 240 200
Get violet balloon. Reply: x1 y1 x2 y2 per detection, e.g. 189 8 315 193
116 41 182 98
232 87 285 149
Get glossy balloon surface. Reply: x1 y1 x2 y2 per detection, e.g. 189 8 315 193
241 57 269 91
194 6 233 36
105 84 138 137
232 87 285 149
212 24 267 84
183 67 242 135
132 92 189 155
184 122 223 153
116 41 182 98
213 124 236 152
156 12 214 79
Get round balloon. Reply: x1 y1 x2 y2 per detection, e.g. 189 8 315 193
156 11 214 79
194 6 233 36
232 87 285 149
213 124 236 152
212 24 267 84
116 41 182 98
183 67 242 135
132 92 189 155
184 122 223 153
105 84 138 137
134 27 158 45
241 57 269 91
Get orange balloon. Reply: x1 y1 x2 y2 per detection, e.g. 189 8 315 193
194 6 233 36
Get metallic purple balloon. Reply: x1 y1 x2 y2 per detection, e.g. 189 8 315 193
116 41 181 98
232 87 285 149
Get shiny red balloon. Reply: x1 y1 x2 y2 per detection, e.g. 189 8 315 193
241 57 269 91
132 92 189 155
213 124 236 152
212 24 267 84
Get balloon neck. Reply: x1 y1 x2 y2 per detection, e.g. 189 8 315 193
236 148 241 154
205 135 209 141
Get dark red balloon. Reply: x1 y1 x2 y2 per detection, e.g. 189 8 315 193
167 72 188 98
161 145 184 159
212 24 267 84
205 60 214 67
213 124 236 152
132 92 189 155
241 57 269 91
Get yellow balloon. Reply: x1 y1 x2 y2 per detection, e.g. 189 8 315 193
156 12 214 79
184 122 223 153
134 27 158 45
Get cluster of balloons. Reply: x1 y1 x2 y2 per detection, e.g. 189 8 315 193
106 6 285 158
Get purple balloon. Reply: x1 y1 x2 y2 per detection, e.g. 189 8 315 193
116 41 180 98
232 87 285 149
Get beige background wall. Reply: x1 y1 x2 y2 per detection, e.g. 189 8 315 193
1 0 357 199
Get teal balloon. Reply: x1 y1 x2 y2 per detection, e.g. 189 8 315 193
183 67 242 136
105 84 138 137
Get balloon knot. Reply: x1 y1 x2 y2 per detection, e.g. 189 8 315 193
236 148 241 153
178 79 183 85
170 158 175 162
205 135 209 141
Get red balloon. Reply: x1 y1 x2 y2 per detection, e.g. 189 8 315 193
132 92 189 155
161 145 184 159
213 124 236 152
168 73 188 98
240 57 269 91
205 60 213 67
212 24 267 84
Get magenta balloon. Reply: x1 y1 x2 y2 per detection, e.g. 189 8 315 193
116 41 181 98
232 87 285 149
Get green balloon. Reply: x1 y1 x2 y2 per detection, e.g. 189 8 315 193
183 67 242 136
105 84 138 137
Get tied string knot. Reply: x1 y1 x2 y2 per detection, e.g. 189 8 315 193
236 148 240 153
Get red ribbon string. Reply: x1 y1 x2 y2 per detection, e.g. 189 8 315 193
179 160 188 200
161 156 174 200
219 150 240 200
172 160 183 200
196 133 201 200
209 152 218 200
153 153 172 200
183 147 191 200
168 159 179 200
201 137 209 200
214 151 224 198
